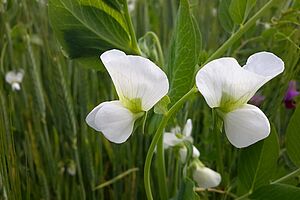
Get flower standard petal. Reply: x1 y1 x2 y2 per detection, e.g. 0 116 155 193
100 49 169 111
193 166 221 189
183 119 192 137
86 101 136 144
244 51 284 83
196 58 265 110
5 71 24 84
223 104 270 148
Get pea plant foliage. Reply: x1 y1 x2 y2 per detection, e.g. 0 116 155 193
47 0 300 199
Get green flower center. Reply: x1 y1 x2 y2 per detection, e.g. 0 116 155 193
218 92 248 113
121 97 143 113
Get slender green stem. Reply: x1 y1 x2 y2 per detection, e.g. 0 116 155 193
93 168 139 190
144 0 278 199
148 30 168 200
204 0 277 64
144 87 198 200
271 168 300 184
235 160 300 200
195 188 237 199
123 0 141 55
144 32 165 66
235 192 252 200
212 110 224 175
156 134 168 200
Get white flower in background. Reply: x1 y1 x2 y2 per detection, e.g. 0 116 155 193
127 0 136 13
86 49 169 143
193 165 221 189
179 145 200 163
196 52 284 148
5 70 24 91
211 8 217 17
163 119 200 162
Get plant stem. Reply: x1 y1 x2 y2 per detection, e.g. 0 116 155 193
195 188 237 199
213 110 224 175
93 168 139 190
156 135 168 200
145 32 165 67
150 30 168 200
236 168 300 200
204 0 277 64
144 87 198 200
271 168 300 184
144 0 278 198
123 0 142 55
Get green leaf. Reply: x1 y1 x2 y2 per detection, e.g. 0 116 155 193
167 0 201 105
249 183 300 200
49 0 138 69
237 125 280 192
174 178 199 200
229 0 256 25
218 0 234 33
154 96 170 115
286 105 300 167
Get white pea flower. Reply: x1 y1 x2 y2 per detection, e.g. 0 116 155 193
193 165 221 189
86 49 169 143
163 119 200 162
5 70 24 91
164 119 193 148
196 52 284 148
127 0 136 13
179 145 200 163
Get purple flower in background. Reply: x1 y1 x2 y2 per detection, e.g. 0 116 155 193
249 93 265 107
284 81 299 109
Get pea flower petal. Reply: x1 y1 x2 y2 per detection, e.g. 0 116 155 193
224 104 270 148
100 49 169 111
5 70 24 91
163 132 183 149
182 119 192 137
193 166 221 189
196 57 264 109
196 52 284 148
87 50 169 143
86 101 136 143
284 81 299 109
179 146 200 163
244 52 284 84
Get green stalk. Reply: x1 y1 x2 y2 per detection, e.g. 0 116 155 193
271 168 300 184
151 31 168 200
212 110 224 175
204 0 277 64
144 0 278 199
156 135 168 200
123 0 142 55
144 87 198 200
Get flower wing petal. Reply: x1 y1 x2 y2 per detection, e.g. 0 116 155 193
192 146 200 158
183 119 192 137
163 132 182 148
244 52 284 83
86 103 104 131
100 49 169 111
223 104 270 148
196 58 265 108
86 101 135 143
193 167 221 188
